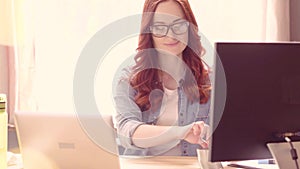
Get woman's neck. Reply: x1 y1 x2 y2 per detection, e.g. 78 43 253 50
157 52 185 88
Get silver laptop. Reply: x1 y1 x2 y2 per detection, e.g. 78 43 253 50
14 111 121 169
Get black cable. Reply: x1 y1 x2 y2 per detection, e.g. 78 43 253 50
285 137 299 169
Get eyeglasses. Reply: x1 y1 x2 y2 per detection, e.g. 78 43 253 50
149 21 189 38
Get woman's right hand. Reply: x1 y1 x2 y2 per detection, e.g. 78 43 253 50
183 121 210 148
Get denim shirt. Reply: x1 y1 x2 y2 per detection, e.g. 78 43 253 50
113 75 211 156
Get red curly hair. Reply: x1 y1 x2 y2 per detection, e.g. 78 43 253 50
130 0 211 112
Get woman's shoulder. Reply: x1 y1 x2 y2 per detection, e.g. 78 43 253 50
115 66 132 83
114 67 137 94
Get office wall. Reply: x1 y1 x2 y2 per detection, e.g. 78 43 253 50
0 46 8 94
0 0 11 95
290 0 300 41
1 2 299 105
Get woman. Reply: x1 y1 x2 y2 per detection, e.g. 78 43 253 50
114 0 211 156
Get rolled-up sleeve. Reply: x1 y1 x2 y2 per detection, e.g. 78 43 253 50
113 78 146 150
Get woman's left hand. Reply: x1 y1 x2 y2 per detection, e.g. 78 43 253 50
183 121 209 148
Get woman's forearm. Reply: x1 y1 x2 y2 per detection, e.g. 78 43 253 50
132 124 193 148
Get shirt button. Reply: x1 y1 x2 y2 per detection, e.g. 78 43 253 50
180 113 183 116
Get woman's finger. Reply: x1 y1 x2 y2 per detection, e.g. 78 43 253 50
193 121 203 135
198 138 209 148
200 124 209 139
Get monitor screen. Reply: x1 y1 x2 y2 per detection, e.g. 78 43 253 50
209 42 300 162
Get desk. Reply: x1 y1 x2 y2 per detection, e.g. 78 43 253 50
120 156 279 169
120 156 200 169
8 154 279 169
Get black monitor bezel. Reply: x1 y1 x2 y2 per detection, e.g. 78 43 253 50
209 42 300 162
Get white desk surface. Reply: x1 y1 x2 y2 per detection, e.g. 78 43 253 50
120 156 278 169
8 154 279 169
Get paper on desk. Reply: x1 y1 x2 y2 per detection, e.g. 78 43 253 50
7 152 23 168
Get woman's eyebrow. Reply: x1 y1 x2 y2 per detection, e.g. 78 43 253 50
152 18 185 25
152 21 166 24
172 18 185 23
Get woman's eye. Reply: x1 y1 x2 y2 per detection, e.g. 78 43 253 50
173 23 184 30
154 26 166 31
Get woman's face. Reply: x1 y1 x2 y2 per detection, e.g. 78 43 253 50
151 0 189 58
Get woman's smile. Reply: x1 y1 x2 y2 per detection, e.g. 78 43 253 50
164 41 180 47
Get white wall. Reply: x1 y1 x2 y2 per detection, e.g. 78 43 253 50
290 0 300 41
2 0 298 114
0 46 8 95
33 0 145 113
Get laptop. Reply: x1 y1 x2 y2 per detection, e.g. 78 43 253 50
14 111 121 169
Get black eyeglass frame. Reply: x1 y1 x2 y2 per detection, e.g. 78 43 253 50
149 21 190 38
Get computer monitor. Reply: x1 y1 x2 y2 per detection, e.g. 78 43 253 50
209 42 300 162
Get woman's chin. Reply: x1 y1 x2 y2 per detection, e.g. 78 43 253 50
164 50 183 57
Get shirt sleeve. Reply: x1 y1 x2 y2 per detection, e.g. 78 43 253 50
113 77 146 150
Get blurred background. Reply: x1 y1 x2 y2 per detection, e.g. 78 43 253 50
0 0 299 126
